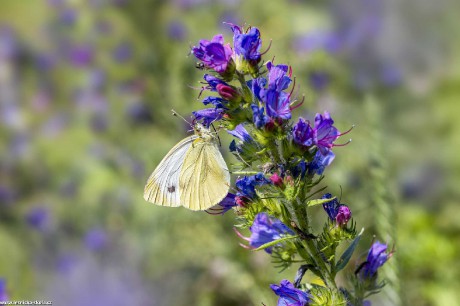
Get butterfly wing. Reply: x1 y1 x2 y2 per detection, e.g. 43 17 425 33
144 135 197 207
179 137 230 210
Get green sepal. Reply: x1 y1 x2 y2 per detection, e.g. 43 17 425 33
306 197 337 207
252 235 299 252
335 228 364 272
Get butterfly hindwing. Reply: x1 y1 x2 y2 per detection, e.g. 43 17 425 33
179 137 230 210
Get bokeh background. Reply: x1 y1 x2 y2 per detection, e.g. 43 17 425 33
1 0 459 305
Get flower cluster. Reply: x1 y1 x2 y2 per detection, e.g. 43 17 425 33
191 25 391 306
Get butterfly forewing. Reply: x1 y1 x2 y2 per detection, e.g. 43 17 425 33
144 135 197 207
179 137 230 210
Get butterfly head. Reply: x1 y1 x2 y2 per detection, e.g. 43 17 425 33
194 123 215 141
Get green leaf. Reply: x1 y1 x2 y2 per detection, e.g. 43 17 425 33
306 197 336 207
335 228 364 272
252 235 298 251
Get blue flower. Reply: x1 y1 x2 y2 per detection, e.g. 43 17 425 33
248 77 267 101
307 150 335 175
249 213 294 253
266 62 292 92
360 241 390 279
0 279 7 302
251 104 270 129
235 173 270 199
203 74 229 91
321 193 351 226
192 34 233 74
293 118 314 147
264 90 291 120
216 193 237 214
232 25 262 61
202 96 227 109
270 279 310 306
192 108 224 127
227 124 252 142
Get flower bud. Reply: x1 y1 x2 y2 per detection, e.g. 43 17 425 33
269 173 284 187
216 83 241 102
335 205 351 226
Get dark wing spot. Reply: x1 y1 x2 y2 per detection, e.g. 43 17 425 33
167 186 176 193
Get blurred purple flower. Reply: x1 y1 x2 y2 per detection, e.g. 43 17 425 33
126 102 154 125
69 44 93 67
270 279 310 306
112 41 132 63
292 31 341 54
26 206 50 230
249 212 294 253
309 71 330 91
167 21 187 41
0 27 17 60
58 8 77 26
84 228 108 251
0 185 16 206
0 279 8 302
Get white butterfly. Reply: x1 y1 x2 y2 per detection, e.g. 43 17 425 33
144 123 230 211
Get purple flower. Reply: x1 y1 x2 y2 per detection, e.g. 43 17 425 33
251 104 269 129
26 206 50 230
270 279 310 306
321 193 352 226
360 241 390 279
0 279 8 302
249 213 294 253
0 27 17 60
192 108 223 127
236 173 270 199
84 228 108 251
192 34 233 73
293 118 314 147
315 112 340 155
232 25 262 61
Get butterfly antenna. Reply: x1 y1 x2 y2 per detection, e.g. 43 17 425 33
211 123 222 147
171 109 193 129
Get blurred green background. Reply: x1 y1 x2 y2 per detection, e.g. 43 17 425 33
1 0 459 305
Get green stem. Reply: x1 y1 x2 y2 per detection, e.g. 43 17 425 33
292 198 337 290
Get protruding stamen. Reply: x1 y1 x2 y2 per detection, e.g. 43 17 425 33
260 39 273 56
233 227 250 241
333 139 352 147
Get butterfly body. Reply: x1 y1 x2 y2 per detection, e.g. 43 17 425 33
144 124 230 211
